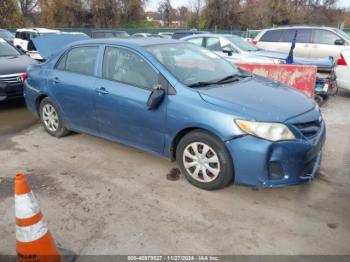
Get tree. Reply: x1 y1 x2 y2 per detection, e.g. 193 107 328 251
158 0 173 26
120 0 145 25
89 0 120 28
0 0 23 27
17 0 37 19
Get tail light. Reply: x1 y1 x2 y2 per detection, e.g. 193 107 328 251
337 54 347 66
21 73 28 81
251 40 258 45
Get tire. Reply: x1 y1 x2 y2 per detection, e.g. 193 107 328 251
176 130 234 190
39 97 69 137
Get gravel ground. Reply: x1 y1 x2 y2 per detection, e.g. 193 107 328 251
0 91 349 255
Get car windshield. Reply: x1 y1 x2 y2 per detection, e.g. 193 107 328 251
0 40 20 56
226 35 259 52
147 43 239 86
0 30 14 39
333 29 350 42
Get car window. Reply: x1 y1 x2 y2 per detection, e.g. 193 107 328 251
280 29 297 42
21 32 30 41
0 30 14 39
147 43 238 86
0 39 21 56
205 37 222 51
56 46 99 76
187 37 204 47
296 29 312 43
280 29 311 43
313 29 342 45
260 30 283 42
102 47 158 90
92 32 106 38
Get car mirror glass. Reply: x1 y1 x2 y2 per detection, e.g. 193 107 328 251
147 85 165 110
222 47 233 56
334 39 345 45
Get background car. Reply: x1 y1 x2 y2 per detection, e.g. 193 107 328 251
335 49 350 91
14 28 60 51
90 30 129 38
0 38 36 101
171 30 210 39
132 33 152 38
0 29 15 44
182 33 286 64
25 38 324 190
158 32 173 38
254 26 350 59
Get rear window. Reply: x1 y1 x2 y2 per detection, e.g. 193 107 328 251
260 30 283 42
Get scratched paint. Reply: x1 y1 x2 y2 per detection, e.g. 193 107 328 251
236 63 317 98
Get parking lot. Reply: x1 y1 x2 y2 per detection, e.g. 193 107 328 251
0 90 349 255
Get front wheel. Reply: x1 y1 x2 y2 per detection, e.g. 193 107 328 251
40 97 69 137
176 130 234 190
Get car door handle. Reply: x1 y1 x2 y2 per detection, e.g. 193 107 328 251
96 87 109 95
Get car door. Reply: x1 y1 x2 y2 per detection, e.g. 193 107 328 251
310 29 344 59
47 45 100 134
94 46 167 153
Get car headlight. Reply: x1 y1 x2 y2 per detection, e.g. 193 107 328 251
235 120 295 141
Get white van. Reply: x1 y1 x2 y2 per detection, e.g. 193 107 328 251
14 28 60 51
254 26 350 59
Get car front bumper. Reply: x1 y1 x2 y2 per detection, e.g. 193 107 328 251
0 82 24 101
226 119 326 188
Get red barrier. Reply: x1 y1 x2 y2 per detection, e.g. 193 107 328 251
236 63 317 98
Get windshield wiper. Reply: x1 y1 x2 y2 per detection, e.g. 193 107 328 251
188 73 251 88
188 81 217 88
215 73 251 84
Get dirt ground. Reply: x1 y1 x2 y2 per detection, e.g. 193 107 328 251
0 91 350 255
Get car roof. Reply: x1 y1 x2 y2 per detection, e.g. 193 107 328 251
263 25 337 31
91 30 127 33
70 37 180 47
174 30 210 33
184 33 239 37
16 28 60 33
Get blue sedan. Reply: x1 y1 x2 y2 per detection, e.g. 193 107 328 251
24 38 325 190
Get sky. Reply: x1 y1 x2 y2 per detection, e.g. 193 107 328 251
145 0 350 11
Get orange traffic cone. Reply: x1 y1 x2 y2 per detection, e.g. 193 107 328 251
15 172 61 262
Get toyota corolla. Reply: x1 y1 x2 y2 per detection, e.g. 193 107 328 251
24 38 325 190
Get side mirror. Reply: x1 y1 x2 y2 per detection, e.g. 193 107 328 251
147 85 165 110
223 47 233 56
334 39 345 46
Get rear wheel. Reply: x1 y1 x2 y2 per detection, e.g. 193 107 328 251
176 130 234 190
39 97 69 137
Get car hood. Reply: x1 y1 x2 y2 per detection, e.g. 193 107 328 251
32 34 89 60
198 76 315 122
0 55 37 75
252 49 333 67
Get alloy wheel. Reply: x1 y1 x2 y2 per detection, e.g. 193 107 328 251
182 142 221 183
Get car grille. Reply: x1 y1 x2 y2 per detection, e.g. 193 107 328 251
0 73 24 85
294 119 322 138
